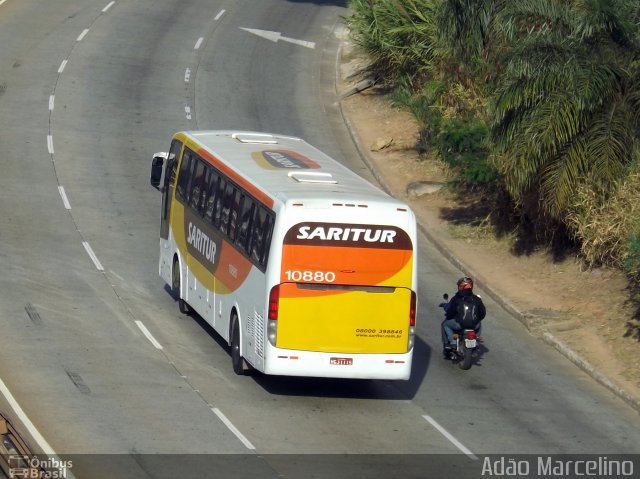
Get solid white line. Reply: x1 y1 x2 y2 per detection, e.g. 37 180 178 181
194 37 204 50
82 241 104 271
77 29 89 42
214 9 225 20
422 415 477 460
0 377 78 479
0 377 56 454
135 321 163 350
211 408 255 450
49 95 55 111
58 186 71 210
0 0 7 6
58 60 67 73
102 1 115 12
47 135 54 154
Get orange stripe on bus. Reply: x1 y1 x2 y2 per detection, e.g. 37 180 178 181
198 148 274 209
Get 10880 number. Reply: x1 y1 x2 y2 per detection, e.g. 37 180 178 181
284 270 336 283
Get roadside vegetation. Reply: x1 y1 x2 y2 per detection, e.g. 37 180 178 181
345 0 640 299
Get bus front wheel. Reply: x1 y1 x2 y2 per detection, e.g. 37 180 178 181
172 257 192 315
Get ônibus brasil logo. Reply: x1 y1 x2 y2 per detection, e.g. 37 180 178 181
8 455 73 479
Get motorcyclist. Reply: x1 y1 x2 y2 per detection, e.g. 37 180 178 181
441 276 486 357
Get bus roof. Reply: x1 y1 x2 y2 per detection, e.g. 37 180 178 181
178 130 407 207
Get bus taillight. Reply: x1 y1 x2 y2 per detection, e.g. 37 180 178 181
408 291 416 351
409 291 416 326
268 285 280 346
268 285 280 320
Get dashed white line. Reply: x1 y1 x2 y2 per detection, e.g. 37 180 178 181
58 186 71 210
185 105 192 120
82 241 104 271
58 60 68 73
49 95 55 111
0 0 8 6
422 415 477 460
77 29 89 42
47 135 54 154
184 68 191 83
135 320 163 350
214 9 225 20
194 37 204 50
102 1 115 12
211 407 255 450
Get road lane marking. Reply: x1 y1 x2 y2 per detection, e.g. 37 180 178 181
102 1 115 12
49 95 55 111
58 186 71 209
58 60 67 73
0 376 78 478
0 377 56 455
215 9 225 20
185 105 192 120
184 68 191 83
82 241 104 271
135 320 164 350
194 37 204 50
77 28 89 42
211 407 255 450
47 135 54 154
422 414 477 460
0 0 8 6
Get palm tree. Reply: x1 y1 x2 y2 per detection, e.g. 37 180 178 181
491 0 640 221
345 0 439 85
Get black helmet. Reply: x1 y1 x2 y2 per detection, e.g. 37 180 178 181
457 276 473 291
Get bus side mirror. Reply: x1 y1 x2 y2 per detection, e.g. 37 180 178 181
150 152 168 191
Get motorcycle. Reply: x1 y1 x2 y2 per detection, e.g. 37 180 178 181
439 293 479 370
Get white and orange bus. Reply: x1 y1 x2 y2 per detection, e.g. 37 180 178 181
150 131 417 379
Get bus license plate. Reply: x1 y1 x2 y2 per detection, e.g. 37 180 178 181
330 357 353 366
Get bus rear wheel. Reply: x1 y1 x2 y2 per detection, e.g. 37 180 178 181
172 257 192 315
231 315 246 376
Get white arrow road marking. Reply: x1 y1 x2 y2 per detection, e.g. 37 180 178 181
240 27 315 49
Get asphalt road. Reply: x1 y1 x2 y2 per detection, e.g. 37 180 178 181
0 0 639 477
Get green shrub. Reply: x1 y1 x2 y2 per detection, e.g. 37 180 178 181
566 173 640 270
624 228 640 279
434 117 496 185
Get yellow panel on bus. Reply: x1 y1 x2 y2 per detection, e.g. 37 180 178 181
276 284 412 353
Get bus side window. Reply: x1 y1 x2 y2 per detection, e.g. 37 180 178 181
236 196 255 254
204 170 220 222
228 188 242 241
213 178 228 229
198 166 212 215
175 150 192 201
260 214 275 266
190 159 206 211
251 208 268 265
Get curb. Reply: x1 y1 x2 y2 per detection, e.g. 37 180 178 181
334 42 640 414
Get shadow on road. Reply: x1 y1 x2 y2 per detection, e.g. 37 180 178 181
176 293 433 400
250 335 431 400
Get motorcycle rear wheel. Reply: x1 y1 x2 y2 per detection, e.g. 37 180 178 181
459 344 473 370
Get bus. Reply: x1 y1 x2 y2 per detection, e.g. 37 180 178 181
150 131 417 379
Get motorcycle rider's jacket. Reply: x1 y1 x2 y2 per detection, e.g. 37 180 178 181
445 289 486 328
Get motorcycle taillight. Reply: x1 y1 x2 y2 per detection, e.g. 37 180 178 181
467 330 476 340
